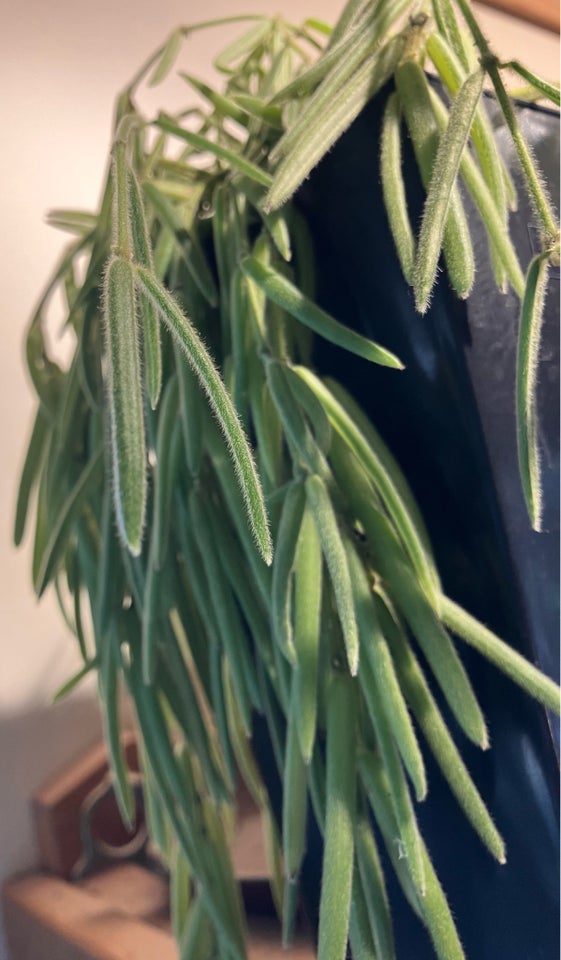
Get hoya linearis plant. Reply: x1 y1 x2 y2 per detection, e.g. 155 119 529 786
15 4 559 960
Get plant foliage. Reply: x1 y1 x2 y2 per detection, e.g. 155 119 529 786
16 3 559 959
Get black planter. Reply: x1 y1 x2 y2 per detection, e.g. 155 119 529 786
287 87 560 959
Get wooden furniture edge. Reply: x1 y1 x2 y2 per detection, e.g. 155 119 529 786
477 0 560 33
3 873 177 960
2 870 316 960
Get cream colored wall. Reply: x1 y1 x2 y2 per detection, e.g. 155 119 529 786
0 1 558 957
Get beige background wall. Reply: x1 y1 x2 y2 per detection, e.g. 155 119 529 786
0 1 558 957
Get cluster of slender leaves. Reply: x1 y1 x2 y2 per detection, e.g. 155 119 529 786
264 0 559 531
16 4 559 960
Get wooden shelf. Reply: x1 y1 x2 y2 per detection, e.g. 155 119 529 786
477 0 559 33
3 868 315 960
3 741 316 959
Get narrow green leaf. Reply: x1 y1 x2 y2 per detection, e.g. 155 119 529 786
414 68 484 313
381 92 415 284
255 658 286 776
157 113 273 187
355 817 396 960
270 5 381 159
266 359 327 474
326 0 370 49
126 637 245 960
237 179 291 260
359 650 426 895
142 182 218 305
46 209 97 235
426 32 513 291
26 318 64 421
112 141 132 258
28 230 91 332
103 257 147 556
516 252 550 530
142 538 161 685
231 94 283 128
346 539 427 802
350 869 382 960
328 376 437 578
242 234 269 340
34 450 103 597
268 45 300 103
178 897 215 960
329 445 487 747
170 843 191 943
442 595 560 713
419 839 468 959
229 270 251 425
305 474 359 676
282 690 308 909
80 300 103 410
54 351 84 473
198 791 247 959
430 0 471 70
152 377 180 569
318 671 357 960
100 627 136 830
241 257 403 368
307 740 327 834
63 262 79 313
222 660 266 809
174 342 203 476
266 37 405 210
296 369 440 606
134 265 272 565
138 742 170 858
213 19 272 72
190 491 260 728
96 482 125 637
203 502 276 683
206 423 272 609
73 574 90 663
284 363 331 454
380 554 488 749
428 86 525 296
127 167 162 408
395 60 475 304
148 28 183 86
272 5 375 104
52 659 98 703
154 225 178 280
360 750 467 960
14 408 50 546
272 480 306 664
158 630 216 780
180 73 248 125
293 503 322 762
504 60 560 107
175 519 224 678
55 572 76 642
168 607 234 798
211 183 233 341
378 597 506 862
357 749 422 916
304 17 332 36
248 365 283 487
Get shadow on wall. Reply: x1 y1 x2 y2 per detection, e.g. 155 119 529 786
0 694 102 960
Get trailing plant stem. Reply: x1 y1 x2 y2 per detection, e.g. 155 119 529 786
454 0 558 244
112 142 132 259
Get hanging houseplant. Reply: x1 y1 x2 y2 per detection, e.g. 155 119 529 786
15 2 560 959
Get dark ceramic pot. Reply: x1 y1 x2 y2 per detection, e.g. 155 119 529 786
258 87 559 960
